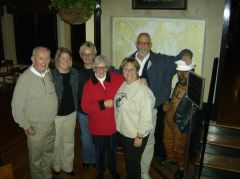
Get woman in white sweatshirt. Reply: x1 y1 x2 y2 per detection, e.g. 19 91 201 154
114 57 155 179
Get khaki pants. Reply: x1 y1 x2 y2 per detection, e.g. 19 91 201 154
53 111 76 173
141 109 157 179
27 122 55 179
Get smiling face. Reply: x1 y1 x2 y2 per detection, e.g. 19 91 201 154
31 47 51 73
58 52 72 73
123 62 138 84
94 62 108 79
136 33 152 60
82 48 94 67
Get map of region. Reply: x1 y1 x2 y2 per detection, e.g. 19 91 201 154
112 17 205 76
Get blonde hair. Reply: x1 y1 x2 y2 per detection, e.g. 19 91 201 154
79 41 97 59
120 57 140 72
54 47 72 70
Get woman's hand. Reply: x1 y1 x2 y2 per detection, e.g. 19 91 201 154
104 99 114 108
139 78 148 86
25 126 36 136
134 136 142 147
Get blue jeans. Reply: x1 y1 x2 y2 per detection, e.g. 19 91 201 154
78 112 96 163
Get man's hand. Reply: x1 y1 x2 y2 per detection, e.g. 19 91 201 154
25 126 36 136
182 53 192 65
134 137 142 147
104 99 114 108
139 78 148 86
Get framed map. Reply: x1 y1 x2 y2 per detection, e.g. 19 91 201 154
112 17 205 76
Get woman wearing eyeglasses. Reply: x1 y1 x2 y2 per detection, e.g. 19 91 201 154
77 41 97 169
81 55 124 179
51 47 79 176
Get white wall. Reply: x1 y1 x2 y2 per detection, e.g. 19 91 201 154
101 0 225 102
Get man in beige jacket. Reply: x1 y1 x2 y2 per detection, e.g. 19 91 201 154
11 46 58 179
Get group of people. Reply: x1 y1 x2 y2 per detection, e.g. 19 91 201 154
11 32 195 179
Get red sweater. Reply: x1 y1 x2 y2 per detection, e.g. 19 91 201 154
81 72 124 135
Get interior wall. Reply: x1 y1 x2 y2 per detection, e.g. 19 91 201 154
101 0 225 102
1 7 16 64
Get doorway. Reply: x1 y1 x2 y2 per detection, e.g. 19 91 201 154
13 13 57 64
217 0 240 126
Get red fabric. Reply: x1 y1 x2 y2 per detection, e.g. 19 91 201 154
81 72 124 135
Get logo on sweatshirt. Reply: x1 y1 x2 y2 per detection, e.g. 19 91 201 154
115 92 127 111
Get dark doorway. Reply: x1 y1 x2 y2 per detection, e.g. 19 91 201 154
0 18 4 60
71 24 86 67
13 13 57 65
217 0 240 126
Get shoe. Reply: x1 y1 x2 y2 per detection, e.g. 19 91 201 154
160 159 172 165
91 163 96 168
52 175 61 179
82 163 90 169
65 171 75 176
174 169 184 179
141 174 152 179
97 173 104 179
110 171 120 179
53 170 60 175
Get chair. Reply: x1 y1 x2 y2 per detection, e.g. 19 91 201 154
0 60 16 91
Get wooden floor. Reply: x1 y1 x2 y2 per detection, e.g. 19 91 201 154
0 89 162 179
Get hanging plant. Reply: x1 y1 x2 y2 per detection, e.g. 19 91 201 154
49 0 95 25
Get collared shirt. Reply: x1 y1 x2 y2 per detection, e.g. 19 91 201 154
95 74 106 89
30 65 49 77
135 52 150 76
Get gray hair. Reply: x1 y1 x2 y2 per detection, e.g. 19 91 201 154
93 55 109 69
136 32 152 43
32 46 51 58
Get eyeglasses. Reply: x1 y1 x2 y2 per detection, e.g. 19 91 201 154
136 41 151 46
95 66 107 71
123 68 136 73
83 53 93 57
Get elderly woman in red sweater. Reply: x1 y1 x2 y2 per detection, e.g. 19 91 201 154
81 55 124 179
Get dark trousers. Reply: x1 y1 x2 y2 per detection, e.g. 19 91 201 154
92 133 117 174
119 134 148 179
154 104 166 159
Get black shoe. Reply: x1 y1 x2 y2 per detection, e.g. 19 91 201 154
174 169 184 179
160 159 172 165
52 175 61 179
110 171 120 179
65 171 75 176
53 170 60 175
82 163 90 169
91 163 96 168
97 173 104 179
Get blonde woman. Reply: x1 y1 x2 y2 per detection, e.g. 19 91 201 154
78 41 97 169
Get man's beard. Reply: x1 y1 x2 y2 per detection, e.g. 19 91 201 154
138 49 148 57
